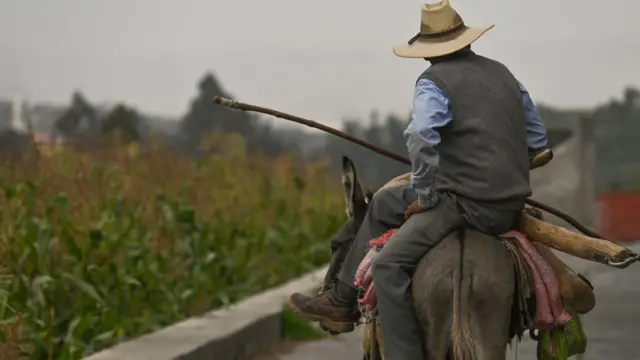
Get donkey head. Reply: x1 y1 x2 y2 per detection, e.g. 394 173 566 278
341 155 373 225
322 156 374 290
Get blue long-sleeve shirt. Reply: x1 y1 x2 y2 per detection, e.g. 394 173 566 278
403 78 548 207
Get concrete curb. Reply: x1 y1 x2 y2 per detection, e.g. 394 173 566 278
83 265 329 360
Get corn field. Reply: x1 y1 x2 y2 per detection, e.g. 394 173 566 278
0 134 344 359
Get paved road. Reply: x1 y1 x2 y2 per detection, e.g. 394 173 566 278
259 244 640 360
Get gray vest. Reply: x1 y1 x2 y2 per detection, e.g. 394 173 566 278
418 52 531 209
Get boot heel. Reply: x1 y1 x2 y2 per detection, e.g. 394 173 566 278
319 320 355 335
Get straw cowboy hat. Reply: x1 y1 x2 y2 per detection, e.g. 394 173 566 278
393 0 494 59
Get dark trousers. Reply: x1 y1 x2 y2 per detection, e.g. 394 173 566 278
336 184 519 360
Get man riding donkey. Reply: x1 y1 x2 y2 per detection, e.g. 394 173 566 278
288 1 594 359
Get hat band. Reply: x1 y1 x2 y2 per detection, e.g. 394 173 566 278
408 23 466 45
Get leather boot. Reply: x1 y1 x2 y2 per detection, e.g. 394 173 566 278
289 281 360 334
533 242 596 314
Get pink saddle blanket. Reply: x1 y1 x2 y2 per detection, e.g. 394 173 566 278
354 229 572 330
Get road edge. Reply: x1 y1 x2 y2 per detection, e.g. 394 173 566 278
82 265 329 360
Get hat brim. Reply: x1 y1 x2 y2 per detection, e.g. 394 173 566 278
393 25 494 59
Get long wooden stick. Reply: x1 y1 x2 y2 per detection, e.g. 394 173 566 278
213 97 408 164
212 96 600 238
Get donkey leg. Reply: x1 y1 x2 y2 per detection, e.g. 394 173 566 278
467 242 515 360
421 275 455 360
412 228 463 360
468 291 513 360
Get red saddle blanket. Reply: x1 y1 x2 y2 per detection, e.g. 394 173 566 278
354 229 572 330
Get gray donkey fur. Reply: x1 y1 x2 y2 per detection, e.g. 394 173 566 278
327 156 515 360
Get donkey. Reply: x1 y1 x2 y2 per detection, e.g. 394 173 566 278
325 156 516 360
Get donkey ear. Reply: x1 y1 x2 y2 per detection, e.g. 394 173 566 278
341 156 366 218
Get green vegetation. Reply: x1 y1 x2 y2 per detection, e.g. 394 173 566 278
0 137 344 359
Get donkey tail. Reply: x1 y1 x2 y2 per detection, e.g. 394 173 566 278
451 228 476 360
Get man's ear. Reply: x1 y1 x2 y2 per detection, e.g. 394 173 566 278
341 156 366 219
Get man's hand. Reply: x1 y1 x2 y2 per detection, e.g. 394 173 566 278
405 200 427 220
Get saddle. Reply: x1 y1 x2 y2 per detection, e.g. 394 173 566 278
501 230 592 360
502 232 578 334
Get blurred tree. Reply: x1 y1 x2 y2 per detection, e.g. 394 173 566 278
593 86 640 191
54 91 99 139
180 72 297 156
180 72 257 148
321 113 411 187
623 87 640 110
101 104 143 143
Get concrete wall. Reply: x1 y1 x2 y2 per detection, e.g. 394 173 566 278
531 116 599 231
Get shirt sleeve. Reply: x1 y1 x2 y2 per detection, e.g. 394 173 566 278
518 81 549 155
402 78 452 208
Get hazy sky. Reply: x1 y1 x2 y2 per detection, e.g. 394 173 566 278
0 0 638 126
